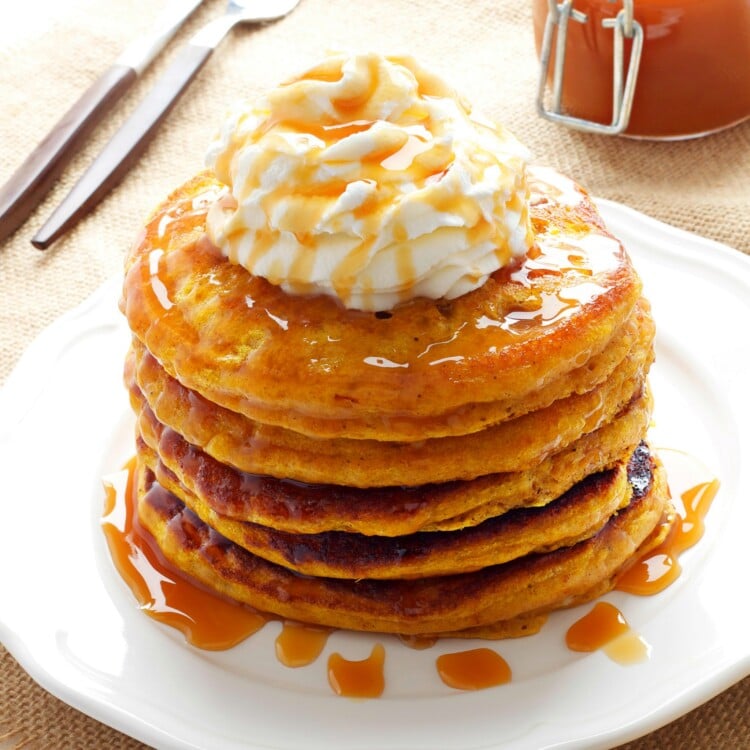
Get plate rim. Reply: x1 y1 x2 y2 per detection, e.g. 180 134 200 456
1 202 750 750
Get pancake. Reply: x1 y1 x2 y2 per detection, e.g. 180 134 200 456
139 434 633 579
133 385 651 536
447 500 675 640
127 330 652 487
127 292 654 446
121 167 643 443
135 442 673 635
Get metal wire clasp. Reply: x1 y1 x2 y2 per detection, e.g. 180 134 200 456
536 0 644 135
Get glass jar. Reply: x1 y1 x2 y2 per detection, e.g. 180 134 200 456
533 0 750 139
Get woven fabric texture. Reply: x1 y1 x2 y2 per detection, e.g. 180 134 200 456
1 0 748 747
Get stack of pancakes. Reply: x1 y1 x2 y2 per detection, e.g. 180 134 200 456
121 165 674 638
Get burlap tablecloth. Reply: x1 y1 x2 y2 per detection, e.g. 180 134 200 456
1 1 748 747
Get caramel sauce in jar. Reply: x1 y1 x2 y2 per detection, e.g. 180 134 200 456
533 0 750 139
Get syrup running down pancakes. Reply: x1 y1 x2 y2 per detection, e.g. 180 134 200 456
117 53 674 643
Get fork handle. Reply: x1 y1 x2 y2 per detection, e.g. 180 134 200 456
32 43 215 250
0 64 137 244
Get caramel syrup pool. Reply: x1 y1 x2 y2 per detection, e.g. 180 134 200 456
102 457 718 696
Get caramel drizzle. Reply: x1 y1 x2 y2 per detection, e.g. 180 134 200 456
102 460 267 651
616 479 720 595
102 461 718 695
276 622 331 667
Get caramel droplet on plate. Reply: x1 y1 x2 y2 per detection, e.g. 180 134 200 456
275 621 331 667
566 602 650 665
327 644 386 698
436 647 512 690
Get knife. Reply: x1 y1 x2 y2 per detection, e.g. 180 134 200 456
0 0 203 245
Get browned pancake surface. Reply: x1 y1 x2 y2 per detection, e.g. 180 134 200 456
140 438 631 579
133 387 650 536
136 444 673 635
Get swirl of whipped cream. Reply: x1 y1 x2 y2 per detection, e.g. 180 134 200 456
206 53 533 311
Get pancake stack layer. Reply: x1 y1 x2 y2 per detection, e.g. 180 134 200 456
120 166 674 638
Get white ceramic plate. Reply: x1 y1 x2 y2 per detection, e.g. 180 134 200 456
1 201 749 750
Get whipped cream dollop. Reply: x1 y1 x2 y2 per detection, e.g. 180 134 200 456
205 53 533 311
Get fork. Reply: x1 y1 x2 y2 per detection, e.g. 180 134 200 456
32 0 303 249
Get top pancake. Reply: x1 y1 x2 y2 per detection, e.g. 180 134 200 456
121 166 642 442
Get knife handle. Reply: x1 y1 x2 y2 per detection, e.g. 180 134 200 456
32 43 215 250
0 64 137 244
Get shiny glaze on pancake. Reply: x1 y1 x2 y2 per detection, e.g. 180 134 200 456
121 168 643 440
126 335 652 487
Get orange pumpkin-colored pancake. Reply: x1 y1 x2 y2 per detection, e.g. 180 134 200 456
121 167 643 442
133 384 651 536
126 336 652 487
